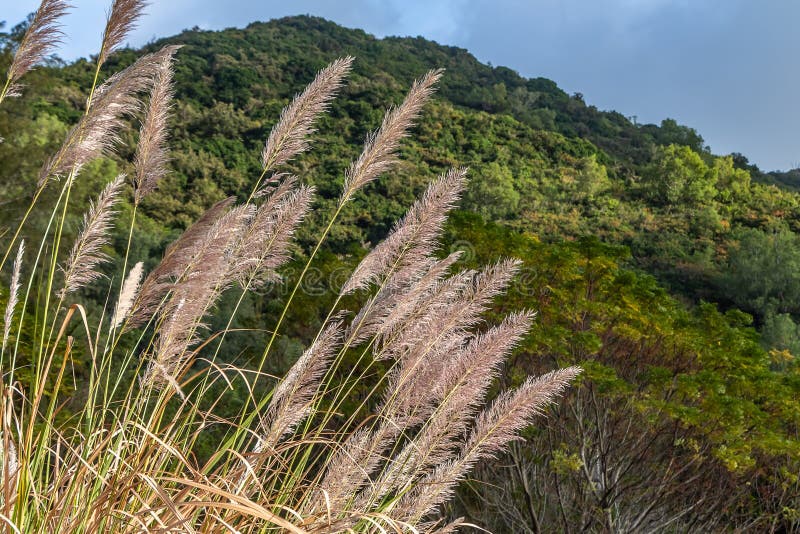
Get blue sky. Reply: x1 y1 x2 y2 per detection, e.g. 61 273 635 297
5 0 799 171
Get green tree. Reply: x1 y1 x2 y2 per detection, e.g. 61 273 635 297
762 311 800 361
720 226 800 317
645 117 706 153
572 153 610 201
712 155 751 203
464 161 520 220
639 144 715 206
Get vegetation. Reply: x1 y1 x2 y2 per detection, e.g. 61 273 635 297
0 2 581 532
444 217 800 531
0 2 799 532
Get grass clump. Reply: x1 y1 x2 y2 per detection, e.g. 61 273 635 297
0 1 579 532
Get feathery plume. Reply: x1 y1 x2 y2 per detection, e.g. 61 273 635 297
144 204 254 391
261 57 354 172
339 69 443 206
39 45 180 186
250 177 302 219
97 0 149 68
323 261 524 508
346 252 463 347
2 0 70 100
0 387 19 490
317 315 532 519
253 171 294 199
160 196 235 269
324 335 464 508
376 258 521 363
426 311 534 419
133 51 176 203
316 265 489 512
312 427 380 516
111 261 143 329
374 254 463 339
58 175 125 298
232 183 315 288
257 322 342 450
341 167 466 295
399 311 532 434
395 366 582 521
464 366 583 461
2 241 24 352
1 433 18 485
126 196 234 329
363 312 536 506
353 267 474 358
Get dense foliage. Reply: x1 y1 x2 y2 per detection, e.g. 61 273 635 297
1 14 799 531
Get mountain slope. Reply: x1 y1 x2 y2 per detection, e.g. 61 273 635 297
6 14 800 332
140 17 800 311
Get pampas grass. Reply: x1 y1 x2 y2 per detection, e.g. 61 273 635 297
260 56 354 173
133 50 176 203
39 46 180 186
0 3 579 532
1 242 23 353
97 0 149 68
111 260 143 329
0 0 70 103
340 69 443 206
58 174 125 298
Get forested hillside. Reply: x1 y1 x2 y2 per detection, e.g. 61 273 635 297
1 14 799 531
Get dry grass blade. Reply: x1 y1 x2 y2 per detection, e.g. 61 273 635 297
97 0 149 67
3 0 70 99
58 175 125 298
133 50 176 203
2 241 24 352
339 69 443 206
261 56 354 173
426 517 467 534
154 476 310 533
